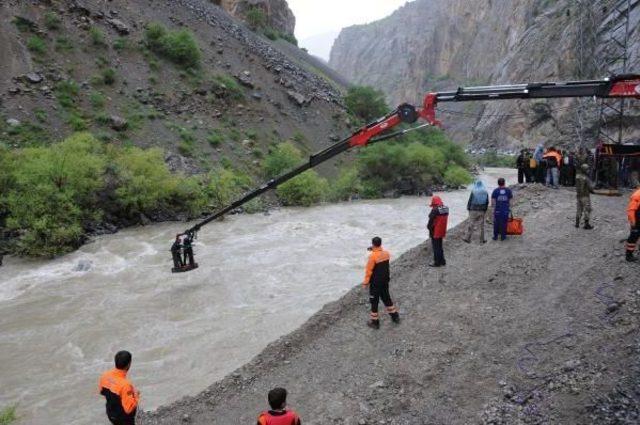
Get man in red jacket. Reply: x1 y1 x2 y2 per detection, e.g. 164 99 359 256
257 388 301 425
427 196 449 267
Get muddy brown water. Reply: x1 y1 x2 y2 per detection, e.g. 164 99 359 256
0 169 515 424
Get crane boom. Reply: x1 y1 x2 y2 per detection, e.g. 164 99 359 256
171 74 640 272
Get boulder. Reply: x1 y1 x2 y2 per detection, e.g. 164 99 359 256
287 90 308 107
24 73 44 84
6 118 21 127
107 18 130 35
109 115 128 131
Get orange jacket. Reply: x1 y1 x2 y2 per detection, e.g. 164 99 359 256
257 409 301 425
363 247 390 286
543 151 562 168
628 188 640 226
99 368 139 422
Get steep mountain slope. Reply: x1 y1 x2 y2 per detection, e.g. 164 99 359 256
0 0 349 175
214 0 295 35
330 0 640 149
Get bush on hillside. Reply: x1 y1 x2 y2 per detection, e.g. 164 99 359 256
443 164 473 188
4 133 106 256
204 168 251 210
344 86 388 123
276 170 328 206
261 142 302 178
329 166 362 201
0 405 17 425
246 7 266 30
145 23 201 68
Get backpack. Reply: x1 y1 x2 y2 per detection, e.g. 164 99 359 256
529 158 537 168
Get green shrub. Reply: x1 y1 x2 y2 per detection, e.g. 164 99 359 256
443 165 473 188
89 26 106 46
145 23 201 68
66 113 88 131
0 405 17 425
276 170 328 206
204 168 251 209
263 27 278 40
44 12 61 30
102 68 116 85
344 86 388 123
246 7 266 30
1 121 48 147
13 16 36 32
5 133 106 257
280 32 298 46
113 37 130 51
34 108 48 123
262 142 301 178
211 74 244 100
55 80 80 109
90 91 106 109
27 36 47 54
207 131 224 147
329 166 362 201
55 36 74 52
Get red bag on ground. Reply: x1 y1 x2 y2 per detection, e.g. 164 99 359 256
507 213 523 235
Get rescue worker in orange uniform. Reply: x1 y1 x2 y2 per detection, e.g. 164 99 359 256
257 387 301 425
625 186 640 262
99 351 140 425
363 236 400 329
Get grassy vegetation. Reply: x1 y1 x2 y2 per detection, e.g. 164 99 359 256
344 86 389 123
113 37 130 52
0 133 231 257
89 26 106 46
144 23 201 69
211 74 244 100
0 405 17 425
246 7 267 30
44 12 61 30
55 36 74 52
0 120 48 148
55 80 80 109
207 130 224 147
89 91 106 109
473 151 515 168
27 36 47 54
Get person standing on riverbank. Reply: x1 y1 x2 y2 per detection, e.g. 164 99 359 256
625 185 640 262
464 180 489 244
363 237 400 329
257 388 301 425
575 164 594 230
491 178 513 241
98 350 140 425
427 196 449 266
534 143 546 184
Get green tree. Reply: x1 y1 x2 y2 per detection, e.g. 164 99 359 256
329 166 362 201
344 86 388 122
276 170 328 206
443 165 473 188
246 7 266 30
262 142 302 178
5 133 106 256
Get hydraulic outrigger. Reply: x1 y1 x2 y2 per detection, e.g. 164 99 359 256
171 74 640 272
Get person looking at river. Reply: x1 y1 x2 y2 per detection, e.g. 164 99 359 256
98 350 140 425
464 180 489 244
257 387 301 425
491 178 513 241
170 235 183 269
363 236 400 329
427 196 449 267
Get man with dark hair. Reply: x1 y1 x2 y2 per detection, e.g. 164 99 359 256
99 351 140 425
363 236 400 329
491 178 513 241
257 387 301 425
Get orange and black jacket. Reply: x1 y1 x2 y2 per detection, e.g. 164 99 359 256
99 368 139 424
363 247 391 287
257 409 301 425
629 188 640 227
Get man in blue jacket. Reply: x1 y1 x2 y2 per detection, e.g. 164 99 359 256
491 178 513 241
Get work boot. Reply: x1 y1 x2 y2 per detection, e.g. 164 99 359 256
367 319 380 329
390 312 401 324
428 263 441 267
583 221 593 230
626 251 637 262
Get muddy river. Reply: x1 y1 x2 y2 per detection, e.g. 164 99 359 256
0 168 515 424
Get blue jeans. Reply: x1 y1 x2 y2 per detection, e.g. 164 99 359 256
494 211 509 240
546 167 559 187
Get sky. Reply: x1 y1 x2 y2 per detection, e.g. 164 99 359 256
287 0 409 60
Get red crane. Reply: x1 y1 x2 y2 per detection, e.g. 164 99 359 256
172 74 640 272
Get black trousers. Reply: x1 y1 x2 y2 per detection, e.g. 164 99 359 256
183 248 194 266
627 226 640 252
431 238 446 265
518 168 525 184
369 280 393 314
171 251 183 268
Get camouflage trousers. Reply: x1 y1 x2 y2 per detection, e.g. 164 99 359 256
576 196 591 224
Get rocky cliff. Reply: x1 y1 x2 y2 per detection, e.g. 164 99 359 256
213 0 295 35
330 0 640 149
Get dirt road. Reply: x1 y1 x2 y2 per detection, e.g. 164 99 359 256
141 185 640 424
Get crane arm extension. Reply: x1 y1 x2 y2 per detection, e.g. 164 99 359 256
184 105 420 235
418 74 640 125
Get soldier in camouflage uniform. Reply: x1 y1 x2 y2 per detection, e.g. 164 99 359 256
575 163 594 230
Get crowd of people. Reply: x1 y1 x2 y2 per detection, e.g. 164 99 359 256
516 145 592 188
99 159 640 425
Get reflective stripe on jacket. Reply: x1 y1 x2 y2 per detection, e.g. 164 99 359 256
363 247 390 286
98 368 139 424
